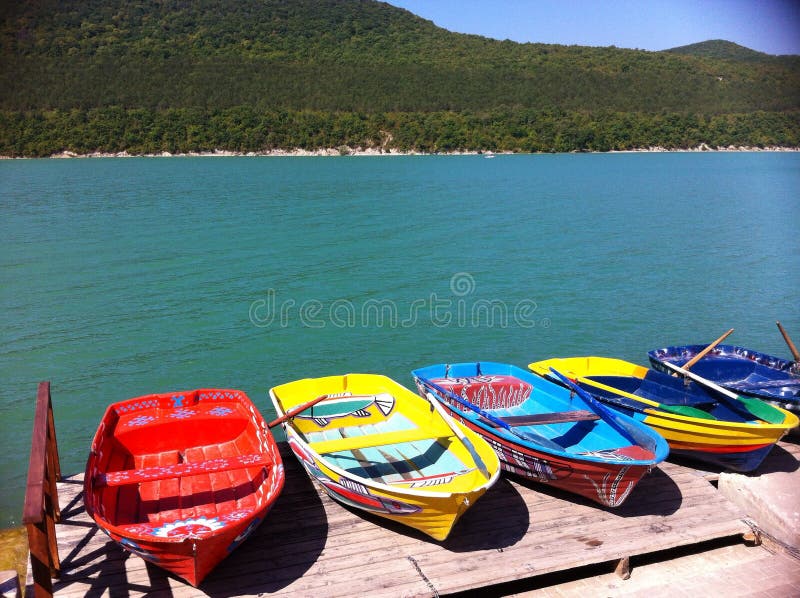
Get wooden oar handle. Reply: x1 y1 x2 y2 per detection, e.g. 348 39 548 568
683 328 734 370
777 321 800 362
268 394 330 428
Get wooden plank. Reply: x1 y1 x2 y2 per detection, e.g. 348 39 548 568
49 441 755 597
309 426 452 454
23 383 51 526
23 381 62 597
483 410 601 427
95 453 271 487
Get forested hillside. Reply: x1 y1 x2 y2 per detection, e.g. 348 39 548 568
1 0 798 156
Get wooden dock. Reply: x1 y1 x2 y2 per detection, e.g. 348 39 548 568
43 441 759 598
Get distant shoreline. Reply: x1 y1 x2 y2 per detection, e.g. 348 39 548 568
2 145 799 159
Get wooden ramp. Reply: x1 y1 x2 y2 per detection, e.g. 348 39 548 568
50 443 751 597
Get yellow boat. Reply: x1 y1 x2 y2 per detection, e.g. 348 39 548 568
269 373 500 541
529 357 798 472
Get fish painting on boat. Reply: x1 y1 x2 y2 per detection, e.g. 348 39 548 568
293 393 395 427
413 362 667 508
270 373 500 541
84 389 284 586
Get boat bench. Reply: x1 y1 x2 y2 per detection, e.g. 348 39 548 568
484 410 601 427
309 426 454 455
94 453 272 487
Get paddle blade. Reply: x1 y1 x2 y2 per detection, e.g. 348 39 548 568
661 360 787 424
736 395 786 424
461 436 491 480
658 404 717 420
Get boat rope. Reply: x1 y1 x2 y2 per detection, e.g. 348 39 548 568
406 555 439 596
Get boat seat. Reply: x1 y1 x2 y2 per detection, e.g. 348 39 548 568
429 375 532 409
309 426 454 455
95 453 272 487
481 410 600 427
116 506 257 536
303 412 417 445
328 439 470 486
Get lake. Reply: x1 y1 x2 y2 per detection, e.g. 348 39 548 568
1 152 798 526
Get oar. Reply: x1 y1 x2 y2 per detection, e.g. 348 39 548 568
418 379 564 452
660 361 785 424
682 328 734 370
267 394 331 428
573 375 716 420
425 392 491 479
776 321 800 362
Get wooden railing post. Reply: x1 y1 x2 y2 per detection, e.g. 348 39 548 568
22 381 62 597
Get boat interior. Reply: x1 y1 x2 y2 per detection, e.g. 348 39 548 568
90 394 276 530
415 363 642 455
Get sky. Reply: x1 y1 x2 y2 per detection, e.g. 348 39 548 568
385 0 800 56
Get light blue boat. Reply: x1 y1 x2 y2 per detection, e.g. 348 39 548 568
412 362 668 508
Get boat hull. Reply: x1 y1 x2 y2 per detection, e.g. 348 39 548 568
413 362 667 508
85 389 285 586
529 356 798 472
270 374 500 541
285 434 485 541
588 403 785 472
427 400 656 507
94 509 273 586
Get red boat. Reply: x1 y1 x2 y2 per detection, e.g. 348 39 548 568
84 389 285 586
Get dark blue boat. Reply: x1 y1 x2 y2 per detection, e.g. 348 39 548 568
648 344 800 414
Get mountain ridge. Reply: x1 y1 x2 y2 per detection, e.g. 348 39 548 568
1 0 798 156
2 0 798 112
665 39 793 61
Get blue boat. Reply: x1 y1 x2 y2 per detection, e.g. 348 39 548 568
648 344 800 415
411 362 668 508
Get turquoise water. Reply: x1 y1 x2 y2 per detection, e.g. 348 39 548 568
1 153 798 526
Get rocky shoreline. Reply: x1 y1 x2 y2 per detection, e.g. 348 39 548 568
1 145 798 159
